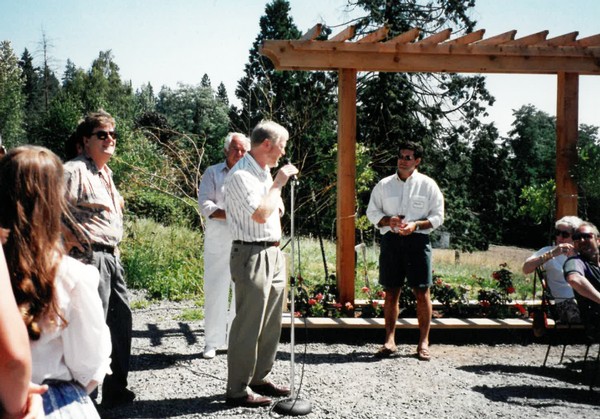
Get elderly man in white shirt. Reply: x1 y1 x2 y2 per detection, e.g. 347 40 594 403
198 133 250 359
223 120 298 408
367 141 444 362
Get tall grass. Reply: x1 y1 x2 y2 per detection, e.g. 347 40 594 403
120 218 204 302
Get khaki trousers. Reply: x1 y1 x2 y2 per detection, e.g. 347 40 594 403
226 243 286 398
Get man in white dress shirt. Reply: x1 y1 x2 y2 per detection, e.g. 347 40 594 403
367 141 444 361
198 133 250 359
223 120 298 408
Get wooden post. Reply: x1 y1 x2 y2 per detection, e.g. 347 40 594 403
337 69 357 305
556 72 579 218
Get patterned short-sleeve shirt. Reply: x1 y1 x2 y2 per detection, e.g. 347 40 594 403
64 154 123 247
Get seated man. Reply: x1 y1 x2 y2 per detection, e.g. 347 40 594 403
563 221 600 339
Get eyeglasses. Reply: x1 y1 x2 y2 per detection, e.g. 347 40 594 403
398 155 415 161
572 232 595 241
92 130 118 141
554 230 571 238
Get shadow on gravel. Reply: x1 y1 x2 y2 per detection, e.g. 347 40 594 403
129 351 202 372
97 396 230 419
471 384 600 407
459 362 600 388
275 349 417 365
133 322 202 346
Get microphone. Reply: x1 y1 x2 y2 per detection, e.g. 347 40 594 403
284 158 298 181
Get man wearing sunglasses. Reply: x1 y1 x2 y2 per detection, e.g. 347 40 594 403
564 222 600 337
523 216 582 324
367 141 444 361
63 110 134 409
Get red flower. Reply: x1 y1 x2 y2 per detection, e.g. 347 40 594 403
480 300 491 308
294 311 302 318
361 286 370 293
492 272 501 280
377 290 386 299
514 303 527 315
308 298 317 306
372 301 379 308
506 287 515 294
315 293 324 302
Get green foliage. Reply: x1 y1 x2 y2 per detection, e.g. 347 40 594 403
0 40 26 146
120 218 203 301
507 105 556 186
519 179 555 225
573 124 600 226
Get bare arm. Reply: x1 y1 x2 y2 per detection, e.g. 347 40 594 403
523 244 574 275
0 249 32 417
566 272 600 305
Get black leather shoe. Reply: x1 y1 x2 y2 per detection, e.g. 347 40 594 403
226 393 272 407
101 388 136 408
250 382 291 397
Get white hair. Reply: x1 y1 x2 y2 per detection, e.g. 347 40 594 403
555 216 583 231
223 132 250 151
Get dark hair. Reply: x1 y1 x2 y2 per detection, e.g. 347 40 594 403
398 141 423 159
66 109 115 160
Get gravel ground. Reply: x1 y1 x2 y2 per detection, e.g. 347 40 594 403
97 299 600 419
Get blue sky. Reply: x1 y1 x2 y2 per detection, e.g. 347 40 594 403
1 0 599 136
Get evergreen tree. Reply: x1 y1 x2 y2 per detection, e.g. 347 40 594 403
234 0 339 235
506 104 556 187
19 48 43 132
216 82 229 106
0 41 26 146
201 74 211 89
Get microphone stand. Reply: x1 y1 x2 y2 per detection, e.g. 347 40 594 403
274 174 312 416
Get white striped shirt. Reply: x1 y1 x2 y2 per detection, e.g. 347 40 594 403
224 153 283 241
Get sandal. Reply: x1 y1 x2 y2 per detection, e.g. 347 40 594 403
375 346 397 358
417 347 431 361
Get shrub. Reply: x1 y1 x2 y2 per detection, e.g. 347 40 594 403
120 218 203 301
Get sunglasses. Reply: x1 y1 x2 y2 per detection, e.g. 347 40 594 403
572 232 595 241
91 130 118 141
397 155 415 161
554 230 571 238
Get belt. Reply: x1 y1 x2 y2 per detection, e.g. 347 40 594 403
233 240 280 247
92 243 116 254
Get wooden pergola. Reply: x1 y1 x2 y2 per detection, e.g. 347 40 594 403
260 25 600 304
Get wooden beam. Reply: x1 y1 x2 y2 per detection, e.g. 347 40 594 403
357 26 389 43
504 30 549 46
473 30 516 46
328 25 355 42
337 69 357 306
261 39 600 74
544 32 578 46
300 23 323 41
556 72 579 218
415 28 452 45
446 29 485 45
576 33 600 47
386 27 420 44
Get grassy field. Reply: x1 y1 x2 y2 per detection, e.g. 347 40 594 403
291 237 537 300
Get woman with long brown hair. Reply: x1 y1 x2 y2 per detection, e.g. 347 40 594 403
0 145 111 418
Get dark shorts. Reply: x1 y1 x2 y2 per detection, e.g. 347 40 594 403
378 232 432 290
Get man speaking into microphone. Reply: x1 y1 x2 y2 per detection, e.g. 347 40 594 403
223 120 298 408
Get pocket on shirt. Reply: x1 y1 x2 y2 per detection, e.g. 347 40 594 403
412 196 426 210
